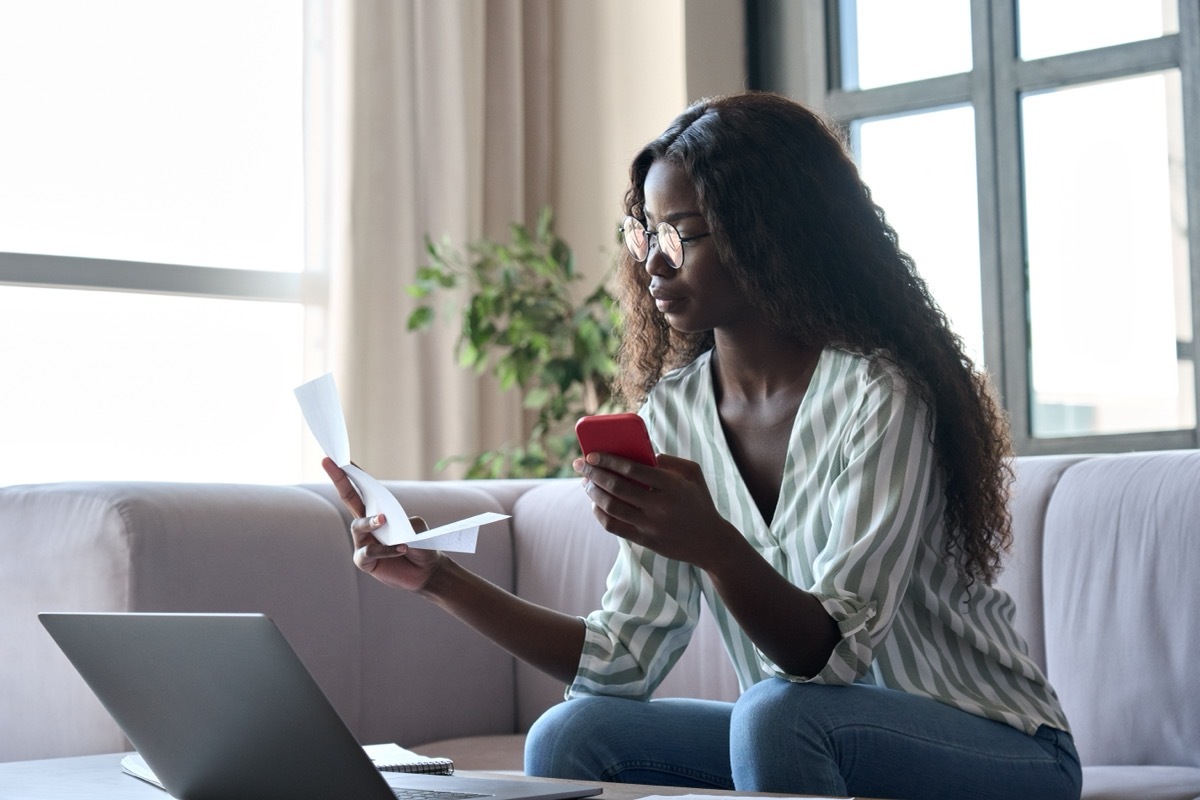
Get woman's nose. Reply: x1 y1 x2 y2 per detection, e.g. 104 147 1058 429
643 245 674 277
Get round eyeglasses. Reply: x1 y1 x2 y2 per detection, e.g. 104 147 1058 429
621 216 712 270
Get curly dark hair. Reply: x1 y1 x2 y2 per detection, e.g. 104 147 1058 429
614 92 1014 586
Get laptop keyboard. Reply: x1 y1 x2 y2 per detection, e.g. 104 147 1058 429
391 789 489 800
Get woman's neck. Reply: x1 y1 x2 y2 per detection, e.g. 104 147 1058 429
710 331 825 402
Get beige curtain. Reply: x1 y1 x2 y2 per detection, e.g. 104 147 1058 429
308 0 736 481
324 0 552 480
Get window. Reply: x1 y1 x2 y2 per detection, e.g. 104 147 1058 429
0 0 318 485
749 0 1200 454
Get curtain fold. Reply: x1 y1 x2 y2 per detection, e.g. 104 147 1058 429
311 0 697 481
327 0 551 480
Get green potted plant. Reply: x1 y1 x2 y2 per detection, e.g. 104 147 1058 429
407 208 621 478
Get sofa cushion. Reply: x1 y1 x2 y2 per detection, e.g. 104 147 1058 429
1081 765 1200 800
1042 451 1200 768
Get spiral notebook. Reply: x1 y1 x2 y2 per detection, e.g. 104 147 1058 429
366 743 455 775
120 744 453 787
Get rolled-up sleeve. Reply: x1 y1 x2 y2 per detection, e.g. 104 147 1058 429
568 539 702 700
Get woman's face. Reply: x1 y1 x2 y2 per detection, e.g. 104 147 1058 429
640 160 754 335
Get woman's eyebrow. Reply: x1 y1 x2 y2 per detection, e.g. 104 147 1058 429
646 210 705 225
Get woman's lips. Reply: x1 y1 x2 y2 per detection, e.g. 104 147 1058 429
650 289 682 313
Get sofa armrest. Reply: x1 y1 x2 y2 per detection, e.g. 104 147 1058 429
1 480 527 763
0 482 363 761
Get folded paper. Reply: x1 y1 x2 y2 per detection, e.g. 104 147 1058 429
294 373 508 552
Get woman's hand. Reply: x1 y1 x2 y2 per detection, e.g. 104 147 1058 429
574 452 738 569
322 460 587 682
321 457 445 593
577 452 840 676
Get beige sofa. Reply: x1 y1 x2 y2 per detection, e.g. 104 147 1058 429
2 451 1198 799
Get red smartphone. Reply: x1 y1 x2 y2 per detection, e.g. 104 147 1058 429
575 413 657 467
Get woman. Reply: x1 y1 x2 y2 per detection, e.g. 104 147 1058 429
324 92 1081 800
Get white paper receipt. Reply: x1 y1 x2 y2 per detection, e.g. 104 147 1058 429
294 373 509 552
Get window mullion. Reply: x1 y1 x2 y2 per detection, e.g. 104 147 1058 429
825 73 971 119
1019 429 1197 456
1015 34 1180 92
1180 0 1200 448
0 253 302 303
987 0 1036 453
972 0 1005 398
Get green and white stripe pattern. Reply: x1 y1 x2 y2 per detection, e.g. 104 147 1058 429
570 348 1069 735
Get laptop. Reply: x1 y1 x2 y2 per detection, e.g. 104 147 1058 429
39 612 602 800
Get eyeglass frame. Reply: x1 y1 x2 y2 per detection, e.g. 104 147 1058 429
621 215 712 270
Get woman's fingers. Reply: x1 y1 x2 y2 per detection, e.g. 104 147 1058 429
354 540 408 571
350 513 386 541
349 514 404 572
319 455 438 589
349 513 431 552
322 457 367 517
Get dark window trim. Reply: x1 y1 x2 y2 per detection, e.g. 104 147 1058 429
748 0 1200 456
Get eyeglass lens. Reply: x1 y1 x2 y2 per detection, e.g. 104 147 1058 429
622 217 684 269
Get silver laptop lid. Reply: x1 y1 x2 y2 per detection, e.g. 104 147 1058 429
39 612 602 800
40 612 400 800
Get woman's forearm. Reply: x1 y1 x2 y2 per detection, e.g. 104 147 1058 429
704 529 840 678
418 557 587 685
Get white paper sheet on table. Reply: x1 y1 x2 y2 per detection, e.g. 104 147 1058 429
293 373 509 553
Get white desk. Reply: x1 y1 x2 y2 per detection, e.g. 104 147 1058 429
0 753 164 799
0 753 869 800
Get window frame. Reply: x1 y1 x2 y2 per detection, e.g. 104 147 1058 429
0 0 332 486
0 254 302 303
0 0 324 306
748 0 1200 455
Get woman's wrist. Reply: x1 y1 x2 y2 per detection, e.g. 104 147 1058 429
414 553 455 599
696 518 758 577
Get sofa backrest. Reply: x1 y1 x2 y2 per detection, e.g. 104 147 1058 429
1036 451 1200 768
302 481 526 747
1000 451 1200 769
996 455 1091 672
507 480 741 731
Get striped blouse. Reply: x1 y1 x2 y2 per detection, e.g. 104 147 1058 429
570 347 1070 735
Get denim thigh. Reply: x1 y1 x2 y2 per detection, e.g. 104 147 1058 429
524 681 1081 800
524 695 735 789
731 678 1082 800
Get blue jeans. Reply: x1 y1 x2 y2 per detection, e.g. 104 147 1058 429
525 679 1082 800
